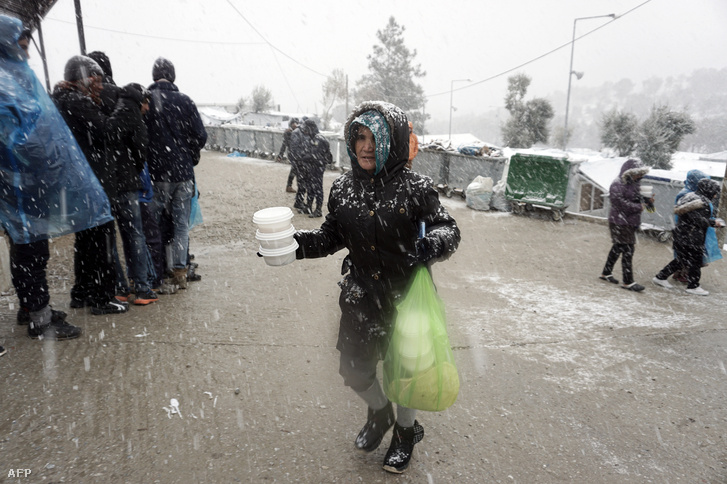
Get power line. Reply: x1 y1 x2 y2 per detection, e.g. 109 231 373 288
224 0 327 78
426 0 653 98
44 17 267 45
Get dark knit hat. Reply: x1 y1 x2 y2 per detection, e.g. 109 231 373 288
63 55 103 82
87 51 112 78
121 82 150 105
152 57 175 82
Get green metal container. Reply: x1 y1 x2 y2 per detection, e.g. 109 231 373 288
505 153 580 220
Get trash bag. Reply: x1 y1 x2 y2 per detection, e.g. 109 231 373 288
383 265 459 411
489 179 511 212
465 176 493 211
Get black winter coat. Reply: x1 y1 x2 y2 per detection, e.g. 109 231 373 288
295 101 460 300
145 81 207 183
673 193 715 253
107 92 148 195
97 76 121 116
52 83 118 198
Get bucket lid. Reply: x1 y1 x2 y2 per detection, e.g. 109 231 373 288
258 240 299 256
253 207 294 225
255 225 296 240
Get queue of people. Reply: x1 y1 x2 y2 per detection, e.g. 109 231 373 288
0 15 206 351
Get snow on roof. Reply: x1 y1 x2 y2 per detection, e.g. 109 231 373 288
578 151 725 190
420 133 486 147
198 106 239 122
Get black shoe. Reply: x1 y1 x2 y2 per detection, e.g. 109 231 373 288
28 319 82 340
0 345 6 357
383 421 424 474
308 209 322 218
91 299 129 315
599 274 619 284
133 290 159 306
621 282 645 292
17 307 67 326
70 296 90 308
355 402 395 453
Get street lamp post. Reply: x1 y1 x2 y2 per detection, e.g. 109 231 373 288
563 13 615 151
449 78 471 144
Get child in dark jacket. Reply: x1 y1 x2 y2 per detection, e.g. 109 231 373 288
653 178 723 295
599 158 652 292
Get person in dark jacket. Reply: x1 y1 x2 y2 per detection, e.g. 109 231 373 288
145 57 207 289
52 55 129 315
288 121 311 213
107 82 158 305
599 158 651 292
293 101 461 473
87 51 121 116
300 118 331 218
653 178 724 295
277 117 299 193
670 169 712 283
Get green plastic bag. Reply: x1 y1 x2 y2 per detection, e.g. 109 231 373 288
383 265 460 411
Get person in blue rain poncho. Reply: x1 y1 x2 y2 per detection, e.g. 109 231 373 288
0 14 113 342
293 101 460 473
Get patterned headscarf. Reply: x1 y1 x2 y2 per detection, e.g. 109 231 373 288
348 110 390 175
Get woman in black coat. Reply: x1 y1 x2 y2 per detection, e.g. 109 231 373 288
653 178 723 295
294 101 460 473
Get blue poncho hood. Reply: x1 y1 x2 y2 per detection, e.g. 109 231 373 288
0 14 113 243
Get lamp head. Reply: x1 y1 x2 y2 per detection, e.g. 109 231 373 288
572 71 584 80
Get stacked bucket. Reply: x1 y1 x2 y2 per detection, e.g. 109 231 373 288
253 207 298 266
394 309 435 373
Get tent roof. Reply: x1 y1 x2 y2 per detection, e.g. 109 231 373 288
0 0 58 31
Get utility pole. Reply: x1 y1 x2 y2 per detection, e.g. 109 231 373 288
74 0 86 55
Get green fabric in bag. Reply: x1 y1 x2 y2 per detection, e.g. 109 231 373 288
383 265 460 411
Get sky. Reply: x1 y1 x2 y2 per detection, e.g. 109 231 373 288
24 0 727 126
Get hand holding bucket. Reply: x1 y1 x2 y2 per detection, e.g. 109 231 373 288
253 207 298 266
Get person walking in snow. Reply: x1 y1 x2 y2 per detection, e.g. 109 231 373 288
292 101 460 473
653 178 724 295
301 118 331 218
599 158 652 292
670 169 713 283
288 119 312 214
276 117 299 193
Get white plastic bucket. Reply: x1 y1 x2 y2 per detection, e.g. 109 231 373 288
253 207 294 233
256 225 296 250
258 240 298 266
640 185 653 197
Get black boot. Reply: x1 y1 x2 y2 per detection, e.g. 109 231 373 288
354 402 395 453
308 207 322 218
382 420 424 474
